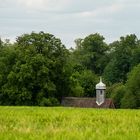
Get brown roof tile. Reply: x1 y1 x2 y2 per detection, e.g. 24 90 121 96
61 97 115 108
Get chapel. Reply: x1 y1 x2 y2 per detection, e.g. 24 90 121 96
61 77 115 108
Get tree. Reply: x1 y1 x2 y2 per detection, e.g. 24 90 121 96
69 69 98 97
104 34 140 84
122 64 140 108
131 47 140 68
0 32 70 105
81 33 108 74
110 83 126 108
121 91 137 109
0 44 18 105
72 33 109 75
74 38 83 49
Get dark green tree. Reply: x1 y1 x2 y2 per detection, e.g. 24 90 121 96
81 33 108 74
121 64 140 108
110 83 126 108
71 33 109 75
121 91 137 109
0 32 70 105
69 69 98 97
104 34 140 84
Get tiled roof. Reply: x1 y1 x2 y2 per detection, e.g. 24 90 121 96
61 97 115 108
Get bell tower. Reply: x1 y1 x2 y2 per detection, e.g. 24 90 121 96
95 77 106 105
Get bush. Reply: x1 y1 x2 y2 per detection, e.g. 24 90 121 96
70 84 84 97
123 64 140 108
106 83 122 98
69 70 98 97
39 97 60 106
110 84 126 108
121 91 137 108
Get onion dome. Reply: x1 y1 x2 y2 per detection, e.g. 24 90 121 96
96 77 106 90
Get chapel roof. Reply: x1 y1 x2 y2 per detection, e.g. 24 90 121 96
61 97 115 108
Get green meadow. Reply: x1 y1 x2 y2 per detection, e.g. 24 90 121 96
0 106 140 140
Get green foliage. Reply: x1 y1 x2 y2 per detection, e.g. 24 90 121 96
121 91 137 109
69 70 98 97
72 33 109 75
121 64 140 108
79 70 98 97
103 59 119 85
106 83 122 98
1 32 140 108
74 38 83 49
131 47 140 68
0 32 69 106
70 83 84 97
39 97 60 106
109 83 126 108
104 34 140 84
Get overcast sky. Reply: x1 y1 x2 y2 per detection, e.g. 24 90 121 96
0 0 140 48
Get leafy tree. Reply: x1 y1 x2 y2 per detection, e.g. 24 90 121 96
104 34 140 84
69 69 98 97
121 91 137 109
110 83 126 108
103 59 119 85
0 45 18 105
1 32 140 108
0 32 70 105
71 33 109 75
69 72 84 97
81 33 108 74
74 38 83 49
131 47 140 68
121 64 140 108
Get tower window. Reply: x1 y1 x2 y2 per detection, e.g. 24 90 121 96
100 90 103 95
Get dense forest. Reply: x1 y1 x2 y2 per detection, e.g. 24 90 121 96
0 32 140 108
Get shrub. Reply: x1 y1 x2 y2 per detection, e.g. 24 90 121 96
110 84 126 108
39 97 60 106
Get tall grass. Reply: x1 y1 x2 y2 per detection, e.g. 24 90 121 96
0 106 140 140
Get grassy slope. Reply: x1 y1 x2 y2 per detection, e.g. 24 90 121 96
0 107 140 140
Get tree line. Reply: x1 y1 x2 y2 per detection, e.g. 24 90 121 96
0 32 140 108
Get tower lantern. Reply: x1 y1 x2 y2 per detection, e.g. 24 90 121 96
96 77 106 105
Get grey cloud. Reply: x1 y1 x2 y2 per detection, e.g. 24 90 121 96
0 0 140 48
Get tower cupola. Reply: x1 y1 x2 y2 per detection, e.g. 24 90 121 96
96 77 106 105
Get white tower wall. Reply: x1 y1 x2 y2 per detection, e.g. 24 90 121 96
96 77 106 105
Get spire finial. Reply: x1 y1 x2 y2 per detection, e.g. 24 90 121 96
100 77 102 82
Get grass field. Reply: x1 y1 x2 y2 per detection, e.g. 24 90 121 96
0 107 140 140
